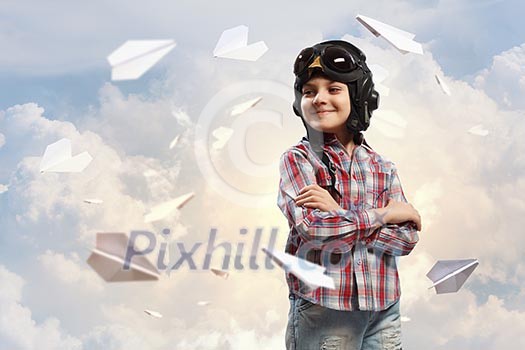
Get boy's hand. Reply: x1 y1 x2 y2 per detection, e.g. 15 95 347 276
380 199 422 231
295 184 342 212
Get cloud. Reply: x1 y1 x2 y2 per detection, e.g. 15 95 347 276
1 9 525 348
2 0 524 79
0 265 82 350
37 250 104 293
82 84 181 158
474 43 525 109
403 291 525 349
80 303 285 350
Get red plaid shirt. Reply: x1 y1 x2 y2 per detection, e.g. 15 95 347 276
277 134 419 311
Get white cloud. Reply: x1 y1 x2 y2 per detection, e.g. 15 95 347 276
226 320 284 350
0 265 82 350
1 13 525 348
412 180 443 230
2 0 524 79
474 43 525 109
403 291 525 349
37 250 104 293
83 84 181 158
0 133 5 149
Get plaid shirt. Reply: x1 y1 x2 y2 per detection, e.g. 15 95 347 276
277 134 419 311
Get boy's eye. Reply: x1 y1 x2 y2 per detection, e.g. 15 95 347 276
302 90 314 96
329 87 342 93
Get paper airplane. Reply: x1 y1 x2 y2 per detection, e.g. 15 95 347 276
84 198 103 204
0 184 8 194
169 134 181 149
107 40 176 81
171 109 192 127
400 316 411 322
435 75 451 96
210 268 229 279
144 309 163 318
87 232 160 282
426 259 479 294
197 301 211 306
39 138 92 173
143 169 158 178
356 14 424 55
371 110 407 139
230 96 263 116
211 127 234 150
262 248 335 290
369 64 390 96
467 124 489 136
213 25 268 61
144 192 195 223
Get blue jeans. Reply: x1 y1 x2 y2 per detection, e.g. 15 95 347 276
286 294 402 350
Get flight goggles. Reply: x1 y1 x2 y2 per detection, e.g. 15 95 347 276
293 42 365 83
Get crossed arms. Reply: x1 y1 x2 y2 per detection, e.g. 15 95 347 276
278 150 420 256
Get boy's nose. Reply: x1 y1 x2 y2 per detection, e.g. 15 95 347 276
313 91 327 105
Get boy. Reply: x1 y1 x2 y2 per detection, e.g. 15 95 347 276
277 40 422 350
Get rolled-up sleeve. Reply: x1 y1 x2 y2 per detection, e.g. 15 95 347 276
277 150 383 248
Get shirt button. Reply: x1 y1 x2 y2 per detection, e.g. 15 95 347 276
356 259 362 265
339 152 344 156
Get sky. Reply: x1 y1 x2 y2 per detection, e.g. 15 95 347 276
1 0 525 349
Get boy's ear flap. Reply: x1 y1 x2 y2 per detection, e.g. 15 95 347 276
293 105 302 117
293 89 303 117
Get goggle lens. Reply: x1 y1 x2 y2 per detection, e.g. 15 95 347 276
323 46 357 72
293 47 315 75
294 46 358 76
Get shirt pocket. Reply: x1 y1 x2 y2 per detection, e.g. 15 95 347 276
315 166 342 204
365 170 391 209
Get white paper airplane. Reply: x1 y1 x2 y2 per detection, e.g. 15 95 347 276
369 64 390 96
143 169 158 178
87 233 160 282
144 192 195 223
356 14 424 55
197 301 211 306
0 184 8 194
39 138 92 173
169 134 181 149
210 268 229 279
467 124 489 136
262 248 335 290
371 110 407 139
435 75 451 96
107 40 176 81
211 127 234 150
84 198 103 204
213 25 268 61
401 316 411 322
230 96 263 116
171 109 192 127
426 258 479 294
144 309 163 318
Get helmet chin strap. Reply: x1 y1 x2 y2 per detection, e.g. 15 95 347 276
364 101 369 125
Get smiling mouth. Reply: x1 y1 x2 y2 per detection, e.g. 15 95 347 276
316 110 335 115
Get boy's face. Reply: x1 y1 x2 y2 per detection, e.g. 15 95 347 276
300 76 351 134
